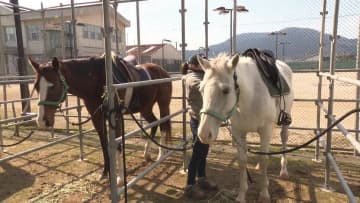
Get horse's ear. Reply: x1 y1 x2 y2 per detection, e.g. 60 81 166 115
52 57 59 71
227 54 239 70
197 55 211 70
28 57 40 72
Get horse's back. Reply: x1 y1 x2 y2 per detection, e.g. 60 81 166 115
276 60 293 87
140 63 171 79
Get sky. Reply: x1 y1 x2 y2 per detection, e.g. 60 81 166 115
17 0 360 50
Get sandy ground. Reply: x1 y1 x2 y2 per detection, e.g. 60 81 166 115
1 71 360 202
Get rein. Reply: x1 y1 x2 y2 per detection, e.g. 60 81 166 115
249 108 360 155
200 71 240 123
38 71 69 107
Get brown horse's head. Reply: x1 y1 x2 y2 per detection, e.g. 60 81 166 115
29 57 68 128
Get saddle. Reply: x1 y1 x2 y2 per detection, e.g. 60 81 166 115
110 53 151 111
242 48 290 97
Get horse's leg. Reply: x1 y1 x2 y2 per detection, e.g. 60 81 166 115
84 101 109 179
158 102 171 160
257 125 272 203
280 125 289 178
234 131 248 203
141 111 158 162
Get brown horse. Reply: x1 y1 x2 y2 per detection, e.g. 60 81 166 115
29 55 172 184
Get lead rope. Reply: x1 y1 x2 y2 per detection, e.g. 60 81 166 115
249 108 360 155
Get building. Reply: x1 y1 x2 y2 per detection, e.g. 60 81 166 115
0 3 130 76
126 43 181 72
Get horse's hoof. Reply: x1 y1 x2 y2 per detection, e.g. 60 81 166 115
258 191 270 203
98 173 107 181
255 163 260 170
235 197 246 203
117 177 124 187
156 152 166 161
279 170 289 179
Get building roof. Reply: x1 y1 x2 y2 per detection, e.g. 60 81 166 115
126 44 164 56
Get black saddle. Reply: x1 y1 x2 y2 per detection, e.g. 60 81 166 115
242 48 290 96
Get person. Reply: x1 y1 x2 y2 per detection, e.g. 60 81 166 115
182 54 218 200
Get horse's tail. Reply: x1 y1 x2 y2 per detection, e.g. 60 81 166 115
158 71 172 144
160 119 172 144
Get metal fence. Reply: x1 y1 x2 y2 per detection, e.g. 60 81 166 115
0 0 359 202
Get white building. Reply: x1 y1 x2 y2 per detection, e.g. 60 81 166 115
126 43 182 72
0 4 130 76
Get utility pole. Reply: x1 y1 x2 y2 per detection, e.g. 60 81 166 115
10 0 30 112
71 0 78 58
204 0 209 57
179 0 186 62
269 31 286 58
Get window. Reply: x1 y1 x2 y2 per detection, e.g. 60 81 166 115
26 25 40 41
82 24 102 40
111 31 121 43
4 26 16 42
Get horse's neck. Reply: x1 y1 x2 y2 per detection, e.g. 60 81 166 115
60 61 97 99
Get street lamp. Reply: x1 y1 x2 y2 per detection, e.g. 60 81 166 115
279 41 291 61
162 39 171 67
215 5 248 55
232 3 248 54
214 6 233 54
269 31 286 58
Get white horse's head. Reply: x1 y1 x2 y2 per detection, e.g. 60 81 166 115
197 53 239 144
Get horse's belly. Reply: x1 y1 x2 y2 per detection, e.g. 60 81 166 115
233 112 276 132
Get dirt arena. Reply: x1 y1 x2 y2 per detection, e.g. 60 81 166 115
1 72 360 202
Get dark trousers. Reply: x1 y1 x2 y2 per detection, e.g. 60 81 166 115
187 117 209 186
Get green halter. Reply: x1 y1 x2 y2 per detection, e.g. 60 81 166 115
199 71 240 122
38 72 69 107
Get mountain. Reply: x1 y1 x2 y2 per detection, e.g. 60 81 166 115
186 27 357 61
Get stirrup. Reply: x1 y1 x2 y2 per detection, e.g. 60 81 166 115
277 110 292 126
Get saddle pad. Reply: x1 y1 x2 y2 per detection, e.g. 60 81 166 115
242 48 290 97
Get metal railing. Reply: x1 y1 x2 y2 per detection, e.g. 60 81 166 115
107 76 187 202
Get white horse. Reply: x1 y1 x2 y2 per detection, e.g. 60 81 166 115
197 53 294 203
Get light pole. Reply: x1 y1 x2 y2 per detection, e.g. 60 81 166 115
279 41 291 61
269 31 286 58
214 7 233 54
232 3 248 54
162 39 171 67
215 5 248 55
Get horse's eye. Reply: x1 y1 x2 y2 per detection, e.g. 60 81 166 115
223 87 230 94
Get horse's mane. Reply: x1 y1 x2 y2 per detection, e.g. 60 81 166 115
209 53 231 72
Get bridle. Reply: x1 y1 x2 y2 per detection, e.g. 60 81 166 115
199 71 240 122
38 71 69 107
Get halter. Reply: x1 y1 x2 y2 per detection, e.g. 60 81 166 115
38 71 69 107
200 71 240 122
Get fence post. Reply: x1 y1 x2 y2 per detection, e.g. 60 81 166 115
355 16 360 156
11 102 19 136
324 0 340 191
3 85 8 119
182 78 188 173
76 97 84 160
314 0 327 162
102 0 119 202
0 123 3 153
